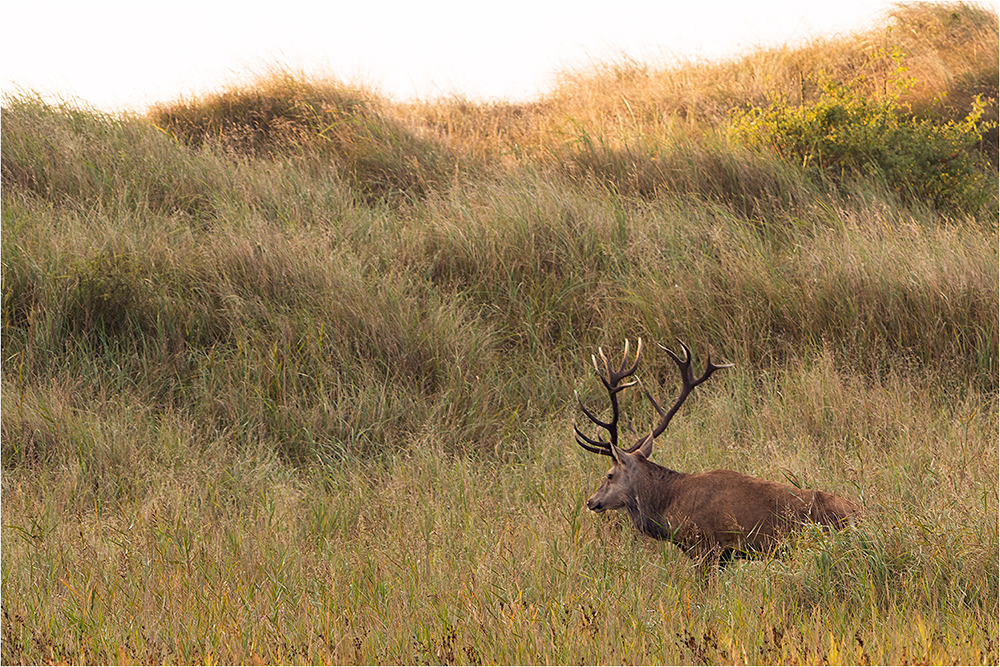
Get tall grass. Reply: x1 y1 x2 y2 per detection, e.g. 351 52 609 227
2 2 997 663
2 375 996 663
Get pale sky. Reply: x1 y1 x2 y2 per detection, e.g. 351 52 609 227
2 1 992 113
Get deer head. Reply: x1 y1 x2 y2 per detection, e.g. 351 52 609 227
575 338 732 512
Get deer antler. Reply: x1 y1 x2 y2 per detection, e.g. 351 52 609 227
575 338 732 457
638 340 733 444
574 338 643 457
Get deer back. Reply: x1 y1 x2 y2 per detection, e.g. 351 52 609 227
652 469 861 557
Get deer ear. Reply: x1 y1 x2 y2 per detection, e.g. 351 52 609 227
611 444 634 468
637 433 654 459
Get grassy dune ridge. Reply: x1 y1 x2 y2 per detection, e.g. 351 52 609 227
2 2 998 664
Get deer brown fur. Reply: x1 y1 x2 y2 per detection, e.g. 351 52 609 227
575 339 860 567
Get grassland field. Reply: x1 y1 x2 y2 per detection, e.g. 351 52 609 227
2 2 998 664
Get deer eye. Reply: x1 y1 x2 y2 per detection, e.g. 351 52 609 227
607 472 614 480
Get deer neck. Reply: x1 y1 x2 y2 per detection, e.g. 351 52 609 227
621 460 686 540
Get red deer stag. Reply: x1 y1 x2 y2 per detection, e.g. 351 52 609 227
575 338 860 567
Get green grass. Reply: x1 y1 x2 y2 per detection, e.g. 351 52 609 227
2 2 998 664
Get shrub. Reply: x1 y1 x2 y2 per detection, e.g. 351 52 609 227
729 54 996 212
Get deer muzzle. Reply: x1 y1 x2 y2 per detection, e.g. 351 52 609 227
586 496 606 512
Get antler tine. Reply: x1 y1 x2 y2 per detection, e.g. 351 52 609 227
635 378 665 419
574 424 613 456
612 338 636 379
621 337 643 379
699 347 735 384
575 390 612 431
592 350 609 385
658 339 692 383
594 342 623 383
